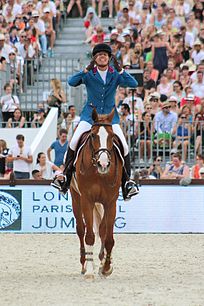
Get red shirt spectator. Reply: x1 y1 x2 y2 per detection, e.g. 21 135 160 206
180 94 201 107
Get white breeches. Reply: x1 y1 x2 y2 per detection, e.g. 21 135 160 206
69 121 129 156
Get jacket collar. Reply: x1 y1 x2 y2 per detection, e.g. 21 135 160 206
92 66 114 84
92 66 114 74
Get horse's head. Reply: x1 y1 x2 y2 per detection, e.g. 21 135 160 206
91 108 115 174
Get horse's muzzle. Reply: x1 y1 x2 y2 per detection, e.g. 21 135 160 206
97 161 111 174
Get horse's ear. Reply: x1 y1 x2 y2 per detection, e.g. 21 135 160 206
108 108 115 123
92 108 98 122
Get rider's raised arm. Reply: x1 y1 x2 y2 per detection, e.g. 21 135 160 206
117 70 138 88
68 70 87 87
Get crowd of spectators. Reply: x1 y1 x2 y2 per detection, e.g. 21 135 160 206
0 0 204 182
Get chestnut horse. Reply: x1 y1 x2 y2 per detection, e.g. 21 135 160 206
70 109 123 279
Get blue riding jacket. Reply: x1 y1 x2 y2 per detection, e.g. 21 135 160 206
68 66 138 124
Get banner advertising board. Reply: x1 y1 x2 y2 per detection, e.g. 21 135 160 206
0 185 204 233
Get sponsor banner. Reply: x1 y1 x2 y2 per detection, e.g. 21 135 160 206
0 185 204 233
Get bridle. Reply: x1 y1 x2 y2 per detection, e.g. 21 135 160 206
90 122 113 167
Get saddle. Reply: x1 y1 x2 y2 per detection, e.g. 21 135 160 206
73 132 124 167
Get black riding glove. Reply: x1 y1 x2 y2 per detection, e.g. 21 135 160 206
85 54 97 71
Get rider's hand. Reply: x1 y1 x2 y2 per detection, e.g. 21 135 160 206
84 54 97 72
111 54 122 72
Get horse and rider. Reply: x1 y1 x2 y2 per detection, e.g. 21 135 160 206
52 43 139 201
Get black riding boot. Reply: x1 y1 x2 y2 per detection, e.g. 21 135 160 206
51 147 75 194
122 154 139 201
61 147 75 191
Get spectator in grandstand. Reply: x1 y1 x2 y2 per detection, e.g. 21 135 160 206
145 61 159 83
172 81 185 106
179 65 191 87
199 167 204 179
32 169 43 180
122 89 144 118
62 105 80 143
180 104 193 123
0 55 6 71
83 7 100 43
143 68 156 92
0 82 20 125
0 33 12 62
0 139 9 178
41 7 56 57
157 74 173 98
138 111 152 163
193 107 204 154
90 25 105 48
168 96 179 114
66 0 83 17
7 48 21 88
47 128 68 168
33 152 62 179
152 30 179 75
31 108 46 128
130 43 144 69
191 154 204 179
172 113 193 161
119 103 133 140
32 10 48 58
7 107 25 128
191 71 204 99
154 101 178 147
144 103 154 120
148 156 163 179
47 78 66 118
148 92 161 117
161 153 190 179
191 39 204 66
115 87 127 108
180 93 201 117
7 134 33 179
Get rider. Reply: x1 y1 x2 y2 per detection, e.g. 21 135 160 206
52 43 139 200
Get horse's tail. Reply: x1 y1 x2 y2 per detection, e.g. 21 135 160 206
93 203 104 239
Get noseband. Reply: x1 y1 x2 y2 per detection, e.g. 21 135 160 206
91 123 112 166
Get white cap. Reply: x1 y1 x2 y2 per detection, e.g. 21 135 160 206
150 92 160 99
111 29 118 36
169 95 178 102
43 7 50 13
186 94 195 100
199 167 204 174
170 148 178 154
32 10 39 17
122 30 130 37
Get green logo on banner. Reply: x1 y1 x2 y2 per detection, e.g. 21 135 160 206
0 190 21 231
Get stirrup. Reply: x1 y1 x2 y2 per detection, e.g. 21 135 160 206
51 174 66 192
124 180 139 201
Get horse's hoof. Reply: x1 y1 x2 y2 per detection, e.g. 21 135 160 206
81 267 86 275
84 273 94 281
101 266 113 277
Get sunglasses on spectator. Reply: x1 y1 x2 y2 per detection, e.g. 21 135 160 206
156 158 161 162
151 99 158 102
163 106 171 109
181 116 186 119
146 107 152 110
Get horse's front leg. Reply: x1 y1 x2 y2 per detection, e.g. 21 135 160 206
98 215 106 261
71 188 86 274
100 202 116 277
81 197 95 279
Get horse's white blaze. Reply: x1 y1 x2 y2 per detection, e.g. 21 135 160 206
98 126 109 167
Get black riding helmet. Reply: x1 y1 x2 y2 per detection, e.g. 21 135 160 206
92 43 112 57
